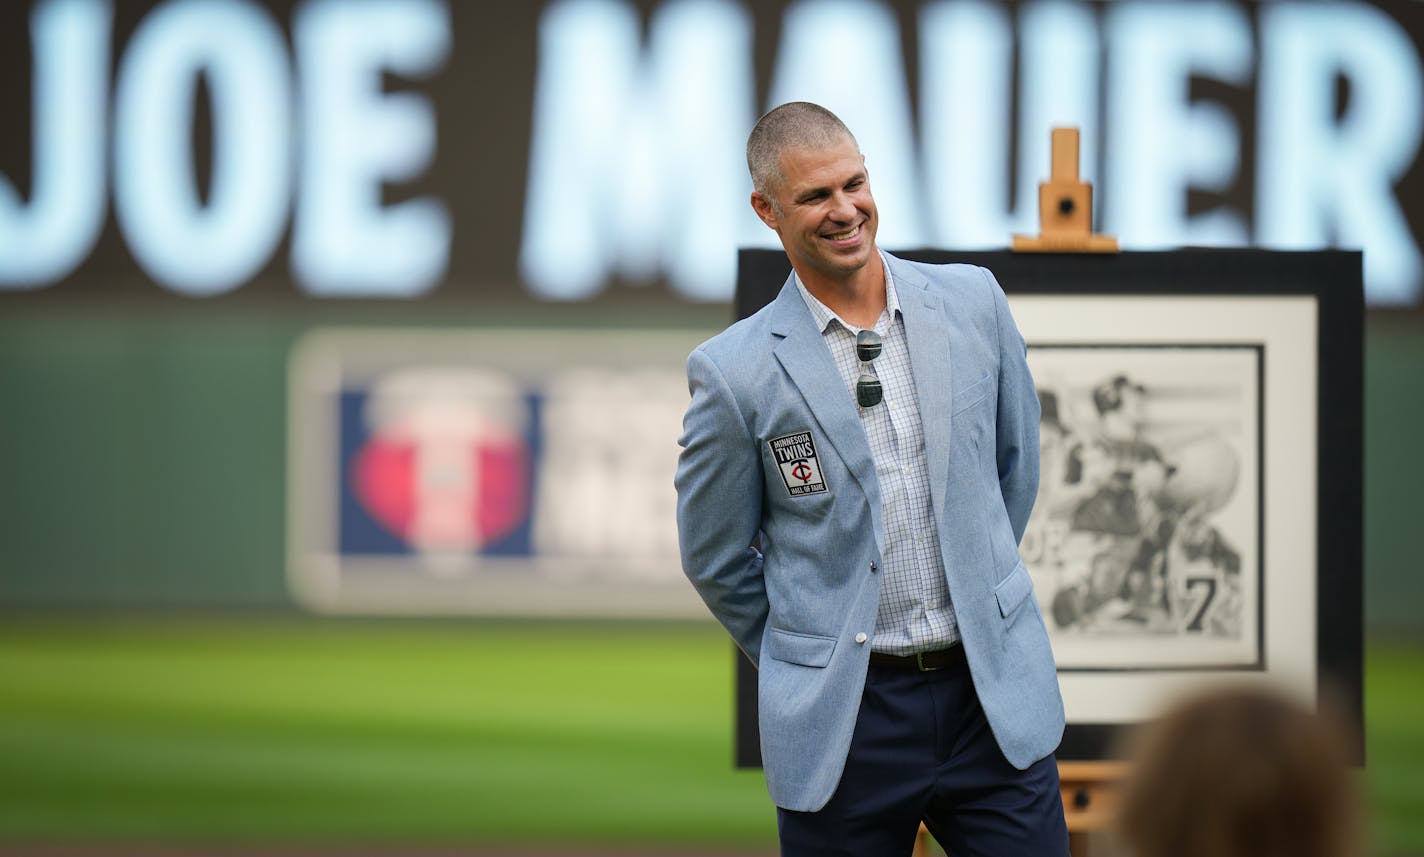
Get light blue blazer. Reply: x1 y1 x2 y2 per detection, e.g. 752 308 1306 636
675 253 1065 813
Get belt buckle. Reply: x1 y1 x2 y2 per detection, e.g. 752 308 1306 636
915 651 940 672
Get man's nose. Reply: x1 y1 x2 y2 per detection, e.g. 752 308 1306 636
829 192 856 222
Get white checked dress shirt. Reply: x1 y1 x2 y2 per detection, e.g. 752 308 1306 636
795 255 960 655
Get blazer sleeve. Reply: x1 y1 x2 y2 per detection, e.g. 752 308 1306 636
674 347 768 664
985 267 1042 543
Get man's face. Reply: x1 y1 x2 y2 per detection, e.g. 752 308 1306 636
752 137 879 284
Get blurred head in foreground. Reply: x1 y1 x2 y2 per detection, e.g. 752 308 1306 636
1118 686 1359 857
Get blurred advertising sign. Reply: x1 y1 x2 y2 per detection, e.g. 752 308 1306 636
1 0 1423 305
287 328 709 617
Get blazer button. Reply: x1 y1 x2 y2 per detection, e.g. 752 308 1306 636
855 632 868 644
869 561 878 573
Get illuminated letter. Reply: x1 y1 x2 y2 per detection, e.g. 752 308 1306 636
0 0 109 288
768 0 923 249
920 0 1011 245
521 0 753 301
1258 2 1424 305
1016 1 1100 232
917 0 1093 243
1104 2 1252 247
919 1 1098 245
113 0 292 296
293 0 451 297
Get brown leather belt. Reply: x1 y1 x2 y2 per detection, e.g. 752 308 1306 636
868 644 966 672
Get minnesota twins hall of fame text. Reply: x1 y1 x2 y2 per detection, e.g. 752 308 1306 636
770 431 828 496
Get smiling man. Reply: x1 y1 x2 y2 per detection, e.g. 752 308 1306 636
675 102 1068 856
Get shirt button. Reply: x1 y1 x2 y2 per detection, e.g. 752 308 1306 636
855 632 868 644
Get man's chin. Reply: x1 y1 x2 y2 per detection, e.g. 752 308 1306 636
826 246 875 274
787 243 876 282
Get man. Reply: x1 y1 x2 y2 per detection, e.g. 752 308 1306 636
675 102 1067 856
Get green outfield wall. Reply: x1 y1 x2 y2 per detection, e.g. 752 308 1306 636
0 308 1420 635
0 303 722 611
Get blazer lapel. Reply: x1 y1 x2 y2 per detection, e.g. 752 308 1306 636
889 255 954 525
769 279 883 542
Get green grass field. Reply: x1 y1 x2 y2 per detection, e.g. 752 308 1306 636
0 618 776 849
0 618 1419 853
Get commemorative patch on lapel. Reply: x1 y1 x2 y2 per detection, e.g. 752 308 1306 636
768 431 829 496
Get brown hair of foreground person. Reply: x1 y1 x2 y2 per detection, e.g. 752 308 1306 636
1118 686 1360 857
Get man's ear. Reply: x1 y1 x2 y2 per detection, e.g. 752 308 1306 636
751 191 779 230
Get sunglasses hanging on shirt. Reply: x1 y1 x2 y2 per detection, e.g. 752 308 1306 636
855 329 883 408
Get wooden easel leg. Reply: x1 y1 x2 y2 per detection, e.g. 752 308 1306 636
914 823 933 856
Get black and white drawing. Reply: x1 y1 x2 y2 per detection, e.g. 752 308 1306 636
1022 346 1262 671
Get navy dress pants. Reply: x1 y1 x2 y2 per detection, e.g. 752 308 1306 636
776 651 1069 857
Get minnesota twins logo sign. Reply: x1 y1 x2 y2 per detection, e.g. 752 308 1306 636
769 431 828 496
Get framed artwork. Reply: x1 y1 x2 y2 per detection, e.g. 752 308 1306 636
1023 341 1264 673
733 249 1362 763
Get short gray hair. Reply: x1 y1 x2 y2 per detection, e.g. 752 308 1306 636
746 102 859 201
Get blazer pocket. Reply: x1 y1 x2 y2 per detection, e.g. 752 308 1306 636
994 561 1034 618
766 627 837 668
952 373 992 415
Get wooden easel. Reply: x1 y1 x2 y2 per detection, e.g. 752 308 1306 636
1012 128 1118 253
914 126 1123 857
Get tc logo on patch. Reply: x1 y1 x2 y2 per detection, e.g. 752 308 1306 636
769 431 828 496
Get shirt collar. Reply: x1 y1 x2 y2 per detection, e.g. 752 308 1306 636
794 251 901 334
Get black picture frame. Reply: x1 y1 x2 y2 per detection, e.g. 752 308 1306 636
733 248 1363 765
